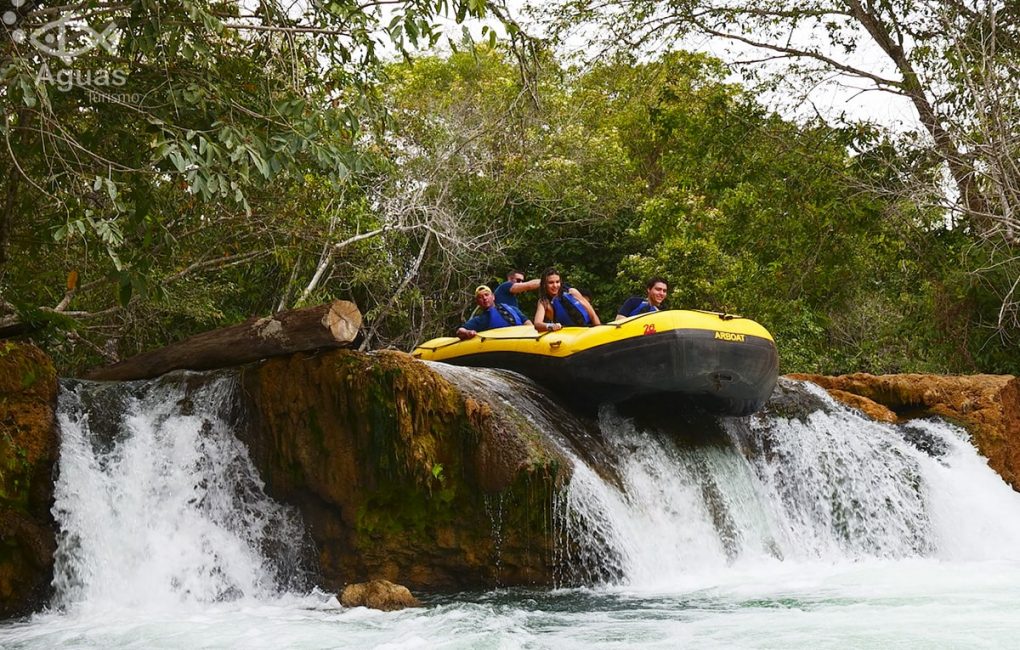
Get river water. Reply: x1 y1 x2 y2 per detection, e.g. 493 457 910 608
3 371 1020 648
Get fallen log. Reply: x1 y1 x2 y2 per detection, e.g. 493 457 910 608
0 319 31 339
87 300 362 381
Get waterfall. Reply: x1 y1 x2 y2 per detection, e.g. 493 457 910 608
47 365 1020 605
51 372 309 612
548 379 1020 588
10 364 1020 648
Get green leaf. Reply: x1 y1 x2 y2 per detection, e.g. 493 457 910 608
118 275 133 306
169 150 187 172
18 75 36 108
107 247 124 272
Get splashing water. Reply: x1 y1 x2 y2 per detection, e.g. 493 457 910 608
4 369 1020 648
50 373 309 613
554 380 1020 590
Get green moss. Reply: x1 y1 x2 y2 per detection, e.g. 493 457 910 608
353 448 562 556
0 344 57 515
252 349 566 586
356 484 448 539
306 406 327 457
0 343 57 398
19 367 39 390
0 429 36 510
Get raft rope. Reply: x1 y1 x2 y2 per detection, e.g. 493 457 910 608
414 310 745 352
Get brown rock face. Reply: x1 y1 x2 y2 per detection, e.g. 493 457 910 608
789 373 1020 489
240 349 569 592
824 389 898 424
340 579 422 611
0 342 59 618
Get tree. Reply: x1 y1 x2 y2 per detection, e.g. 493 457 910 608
375 46 645 339
539 0 1020 336
0 0 512 368
581 53 920 371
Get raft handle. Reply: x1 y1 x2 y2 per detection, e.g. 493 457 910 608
710 372 735 390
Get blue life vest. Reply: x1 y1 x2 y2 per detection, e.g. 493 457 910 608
550 292 591 326
489 303 525 328
623 299 658 317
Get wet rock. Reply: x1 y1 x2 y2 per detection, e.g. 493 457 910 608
340 579 422 611
0 342 59 618
826 389 898 423
761 376 834 422
239 349 569 592
900 422 949 458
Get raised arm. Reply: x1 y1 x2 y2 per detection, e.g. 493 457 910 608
510 278 540 295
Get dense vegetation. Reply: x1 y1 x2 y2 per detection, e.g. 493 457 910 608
1 1 1017 376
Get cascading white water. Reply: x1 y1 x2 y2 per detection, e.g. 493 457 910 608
51 373 308 613
6 366 1020 648
557 413 777 588
554 380 1020 589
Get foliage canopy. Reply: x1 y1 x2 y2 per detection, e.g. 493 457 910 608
1 3 1016 376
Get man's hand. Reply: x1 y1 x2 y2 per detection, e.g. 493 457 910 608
457 327 477 340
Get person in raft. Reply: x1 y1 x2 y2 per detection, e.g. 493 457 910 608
456 285 532 340
615 276 669 321
533 268 601 332
494 269 540 309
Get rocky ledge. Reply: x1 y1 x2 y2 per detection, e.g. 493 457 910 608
5 340 1019 618
239 349 570 592
789 373 1020 490
0 342 59 618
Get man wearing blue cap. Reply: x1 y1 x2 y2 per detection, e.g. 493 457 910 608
456 285 532 340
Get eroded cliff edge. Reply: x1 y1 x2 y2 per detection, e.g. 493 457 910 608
789 373 1020 490
238 349 571 592
5 339 1020 614
0 343 58 618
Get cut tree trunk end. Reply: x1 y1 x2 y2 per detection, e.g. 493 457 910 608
87 300 362 381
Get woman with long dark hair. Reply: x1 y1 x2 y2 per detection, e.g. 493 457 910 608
533 268 600 331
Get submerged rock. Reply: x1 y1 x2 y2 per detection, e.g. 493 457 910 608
340 579 422 611
0 343 59 618
239 349 569 592
789 373 1020 489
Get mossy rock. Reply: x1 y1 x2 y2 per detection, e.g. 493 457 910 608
240 349 570 591
0 342 58 512
0 343 59 619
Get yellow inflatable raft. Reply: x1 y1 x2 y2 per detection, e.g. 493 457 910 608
411 310 779 416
